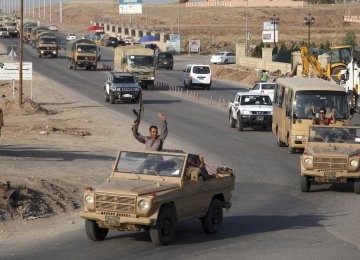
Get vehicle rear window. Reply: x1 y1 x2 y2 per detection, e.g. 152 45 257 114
159 53 172 59
262 84 276 90
0 28 7 31
113 76 136 83
193 66 210 74
108 37 117 41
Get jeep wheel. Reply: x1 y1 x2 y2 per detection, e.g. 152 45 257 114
109 92 115 104
236 117 244 131
201 199 223 234
354 180 360 194
105 91 110 102
85 219 108 241
276 130 285 147
188 81 192 90
229 113 236 128
300 175 311 192
149 207 176 246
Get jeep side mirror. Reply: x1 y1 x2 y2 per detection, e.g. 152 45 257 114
234 101 239 106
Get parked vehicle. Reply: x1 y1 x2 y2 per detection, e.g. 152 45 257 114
114 45 155 89
210 52 236 64
104 72 142 104
104 36 118 47
80 149 235 245
228 92 273 131
183 64 212 90
249 82 276 102
300 125 360 194
154 52 173 70
49 24 58 31
0 27 9 38
66 39 97 71
66 33 77 41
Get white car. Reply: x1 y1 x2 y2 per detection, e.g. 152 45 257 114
249 82 276 102
123 36 134 45
0 27 9 38
183 64 212 90
66 33 77 41
210 52 236 64
49 24 58 31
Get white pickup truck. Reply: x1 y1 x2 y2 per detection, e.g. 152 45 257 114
228 92 273 131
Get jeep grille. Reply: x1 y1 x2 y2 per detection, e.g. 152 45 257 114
314 157 348 170
95 193 136 213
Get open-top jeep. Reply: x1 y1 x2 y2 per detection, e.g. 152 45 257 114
80 149 235 245
300 125 360 194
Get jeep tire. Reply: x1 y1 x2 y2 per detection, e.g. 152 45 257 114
300 175 311 192
109 92 115 104
229 112 236 128
150 207 176 246
201 198 223 234
85 219 109 241
237 117 244 131
354 180 360 194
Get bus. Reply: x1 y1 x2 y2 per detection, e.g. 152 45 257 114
272 77 352 153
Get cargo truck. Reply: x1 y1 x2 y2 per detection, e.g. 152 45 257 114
35 32 58 58
66 39 97 71
114 45 155 89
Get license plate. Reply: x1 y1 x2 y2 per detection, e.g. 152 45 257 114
123 94 132 98
105 215 120 226
256 116 264 121
324 172 336 179
163 61 168 64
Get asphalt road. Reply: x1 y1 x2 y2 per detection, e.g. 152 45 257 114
2 36 360 259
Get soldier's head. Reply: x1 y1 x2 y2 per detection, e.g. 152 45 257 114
149 125 158 140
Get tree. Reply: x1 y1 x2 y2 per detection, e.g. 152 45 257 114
342 31 357 46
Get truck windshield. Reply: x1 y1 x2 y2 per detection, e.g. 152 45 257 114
115 151 185 177
294 91 348 119
308 126 360 144
76 45 97 53
40 38 56 44
128 55 154 67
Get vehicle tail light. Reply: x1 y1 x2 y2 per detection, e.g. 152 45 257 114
148 192 156 197
85 187 93 191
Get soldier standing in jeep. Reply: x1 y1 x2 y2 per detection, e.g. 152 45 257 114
132 113 168 151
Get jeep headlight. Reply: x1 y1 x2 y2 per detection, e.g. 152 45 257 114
241 110 251 115
303 156 313 169
138 200 149 210
349 159 359 170
85 194 94 204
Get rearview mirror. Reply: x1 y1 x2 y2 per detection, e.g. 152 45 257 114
234 101 240 106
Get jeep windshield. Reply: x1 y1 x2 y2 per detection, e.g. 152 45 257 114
240 95 272 105
128 55 154 67
113 76 136 84
115 151 185 177
294 91 349 119
308 126 360 144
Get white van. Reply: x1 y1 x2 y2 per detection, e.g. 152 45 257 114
183 64 212 90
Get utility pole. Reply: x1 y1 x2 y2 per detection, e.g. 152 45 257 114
177 1 180 34
50 0 51 22
245 0 248 53
304 13 315 47
38 0 40 18
19 0 24 106
43 0 45 20
60 0 62 23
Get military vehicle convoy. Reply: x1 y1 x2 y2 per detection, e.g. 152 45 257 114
80 149 235 245
114 46 155 89
29 26 49 47
35 32 58 58
23 22 38 43
66 39 98 71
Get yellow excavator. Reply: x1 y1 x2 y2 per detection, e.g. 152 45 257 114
301 45 352 83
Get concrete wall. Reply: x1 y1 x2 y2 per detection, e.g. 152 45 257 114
186 0 304 8
236 44 291 74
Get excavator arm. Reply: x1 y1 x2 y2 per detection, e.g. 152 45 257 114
300 47 327 79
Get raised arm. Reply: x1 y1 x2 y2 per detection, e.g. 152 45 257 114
132 123 146 144
158 113 168 141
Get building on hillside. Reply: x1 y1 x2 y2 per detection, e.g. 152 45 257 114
185 0 304 8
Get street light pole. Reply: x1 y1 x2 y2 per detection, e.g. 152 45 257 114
304 13 315 48
270 13 279 46
177 1 180 34
245 0 248 53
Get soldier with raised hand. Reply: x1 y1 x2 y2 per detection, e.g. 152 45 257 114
132 112 168 151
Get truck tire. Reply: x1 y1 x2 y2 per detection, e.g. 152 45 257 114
201 198 223 234
354 180 360 194
288 135 296 154
149 207 176 246
237 117 244 131
85 219 108 241
300 175 311 192
109 92 115 104
93 65 97 71
229 112 236 128
73 62 77 71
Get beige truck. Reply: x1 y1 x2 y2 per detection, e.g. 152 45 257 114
114 45 155 89
23 22 38 43
80 149 235 246
66 39 97 71
35 32 58 58
300 125 360 194
29 26 49 47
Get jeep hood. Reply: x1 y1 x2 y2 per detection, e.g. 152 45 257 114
307 145 360 157
95 179 179 196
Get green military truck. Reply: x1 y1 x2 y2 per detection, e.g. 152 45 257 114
66 39 97 71
114 45 155 89
35 32 58 58
80 149 235 246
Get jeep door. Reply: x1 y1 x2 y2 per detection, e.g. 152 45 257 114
180 178 206 219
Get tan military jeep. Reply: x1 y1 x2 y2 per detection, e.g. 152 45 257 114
80 149 235 246
300 125 360 194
